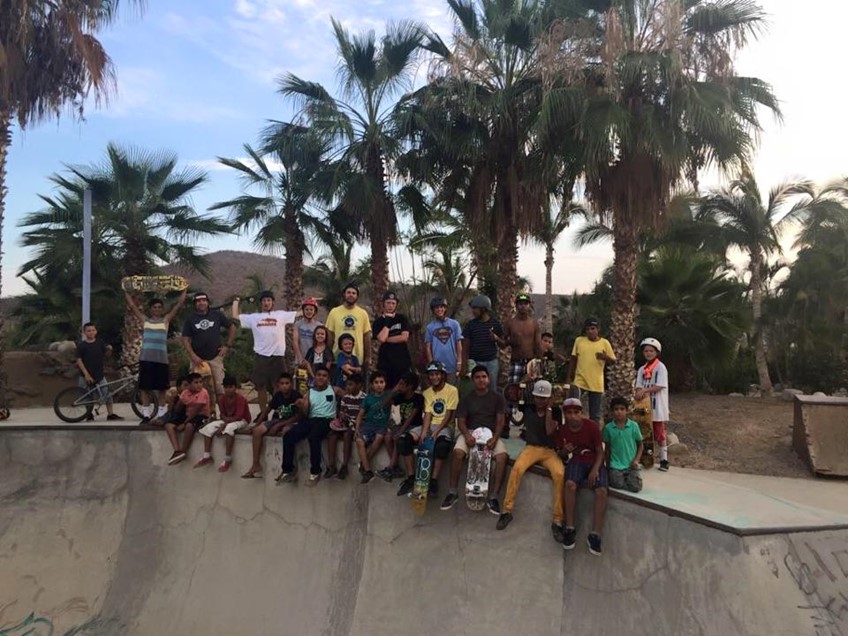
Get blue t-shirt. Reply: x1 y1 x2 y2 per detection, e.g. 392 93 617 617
335 352 360 388
361 392 390 434
308 386 337 419
425 318 463 374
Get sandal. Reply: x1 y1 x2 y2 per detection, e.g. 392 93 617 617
241 470 263 479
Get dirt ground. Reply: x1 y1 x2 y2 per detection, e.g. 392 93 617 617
669 393 810 479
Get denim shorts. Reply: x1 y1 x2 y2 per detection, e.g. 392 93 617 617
565 461 608 488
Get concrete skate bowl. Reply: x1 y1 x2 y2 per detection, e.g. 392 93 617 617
794 395 848 477
1 430 847 636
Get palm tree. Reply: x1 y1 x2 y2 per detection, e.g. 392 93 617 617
19 143 227 371
541 0 779 398
698 172 848 393
212 124 331 311
1 0 144 408
279 19 424 314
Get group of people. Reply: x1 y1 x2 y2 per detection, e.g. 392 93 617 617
73 283 670 555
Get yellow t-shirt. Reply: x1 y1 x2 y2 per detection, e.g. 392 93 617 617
325 305 372 362
423 384 460 431
571 336 615 393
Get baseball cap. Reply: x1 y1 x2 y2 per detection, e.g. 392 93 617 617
583 317 599 328
532 380 552 398
259 290 275 301
563 397 583 410
383 290 398 301
515 293 531 304
193 291 209 302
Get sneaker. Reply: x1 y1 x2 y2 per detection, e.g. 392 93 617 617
323 466 337 479
429 480 439 496
168 451 186 466
587 533 602 556
440 492 458 510
277 472 296 484
376 467 393 482
487 498 501 515
139 416 150 425
337 465 349 480
562 527 576 551
496 512 513 530
106 414 124 421
361 470 375 484
307 472 321 486
391 466 405 478
659 460 670 472
551 523 565 544
193 456 213 469
396 476 415 496
85 413 95 422
217 460 231 473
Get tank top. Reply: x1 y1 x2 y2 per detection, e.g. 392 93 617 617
140 318 169 364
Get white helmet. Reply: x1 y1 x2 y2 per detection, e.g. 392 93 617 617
640 337 662 353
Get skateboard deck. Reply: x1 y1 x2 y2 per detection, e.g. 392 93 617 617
630 396 655 468
465 428 492 511
504 382 528 426
295 367 309 395
410 435 436 516
122 275 188 293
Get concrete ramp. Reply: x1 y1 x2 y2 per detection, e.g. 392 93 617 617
794 395 848 477
1 430 847 636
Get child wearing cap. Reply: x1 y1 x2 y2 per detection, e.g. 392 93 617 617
496 380 565 544
334 334 362 390
603 397 644 491
635 337 670 471
373 291 413 388
566 318 615 422
555 397 608 555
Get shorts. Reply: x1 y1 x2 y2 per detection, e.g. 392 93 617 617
609 468 643 492
139 361 170 391
252 355 285 392
508 359 529 385
652 421 667 444
565 461 608 489
199 418 249 437
359 429 386 446
453 432 507 456
78 377 112 404
407 425 453 441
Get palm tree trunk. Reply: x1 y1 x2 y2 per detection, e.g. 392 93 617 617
0 108 12 410
750 254 773 394
544 244 554 333
370 232 389 316
608 221 639 401
119 244 148 375
496 226 519 388
284 208 305 367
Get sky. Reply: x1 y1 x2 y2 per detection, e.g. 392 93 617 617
3 0 847 298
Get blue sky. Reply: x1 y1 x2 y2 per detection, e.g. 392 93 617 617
4 0 847 298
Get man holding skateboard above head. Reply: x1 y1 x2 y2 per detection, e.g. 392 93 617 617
325 283 372 376
232 291 298 413
460 295 506 390
181 292 236 414
396 361 458 498
566 317 615 423
504 293 542 385
439 365 508 513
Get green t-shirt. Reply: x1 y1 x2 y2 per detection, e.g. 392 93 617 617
603 419 643 470
362 392 390 434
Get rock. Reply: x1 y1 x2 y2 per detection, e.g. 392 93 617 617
773 383 784 393
729 392 744 398
48 341 61 351
667 442 689 457
833 390 848 398
667 432 680 446
781 388 804 402
62 368 79 379
56 341 78 360
9 385 39 397
812 391 827 397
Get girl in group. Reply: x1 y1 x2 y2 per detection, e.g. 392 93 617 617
303 325 335 386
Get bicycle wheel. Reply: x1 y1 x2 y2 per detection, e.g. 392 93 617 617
54 386 94 423
130 387 157 420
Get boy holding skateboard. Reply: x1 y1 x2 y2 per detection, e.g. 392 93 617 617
440 365 508 513
242 373 302 479
195 375 252 473
355 372 391 484
603 396 644 492
74 322 123 421
388 372 424 494
165 372 210 465
555 398 608 555
325 373 365 480
635 337 670 471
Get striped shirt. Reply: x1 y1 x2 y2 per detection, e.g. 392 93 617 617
140 318 169 364
463 317 505 362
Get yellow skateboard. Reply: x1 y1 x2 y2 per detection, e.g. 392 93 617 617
121 275 188 293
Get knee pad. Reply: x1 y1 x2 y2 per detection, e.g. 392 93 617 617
434 437 452 460
397 434 414 456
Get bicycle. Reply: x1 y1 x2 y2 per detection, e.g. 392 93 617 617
53 374 155 423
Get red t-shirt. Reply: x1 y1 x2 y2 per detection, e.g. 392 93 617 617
218 393 251 422
180 388 211 418
554 418 602 464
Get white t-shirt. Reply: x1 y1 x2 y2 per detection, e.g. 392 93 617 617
636 360 669 421
239 310 297 357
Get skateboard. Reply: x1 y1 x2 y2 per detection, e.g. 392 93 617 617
630 396 655 468
410 435 436 516
503 382 528 426
121 275 188 293
295 367 309 395
465 428 493 511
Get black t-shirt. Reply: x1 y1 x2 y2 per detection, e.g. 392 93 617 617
522 406 560 448
268 390 302 421
182 310 232 360
374 313 412 368
455 390 507 432
393 392 424 429
463 317 505 362
76 339 108 382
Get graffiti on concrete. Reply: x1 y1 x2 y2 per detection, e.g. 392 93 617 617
784 543 848 635
0 613 54 636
